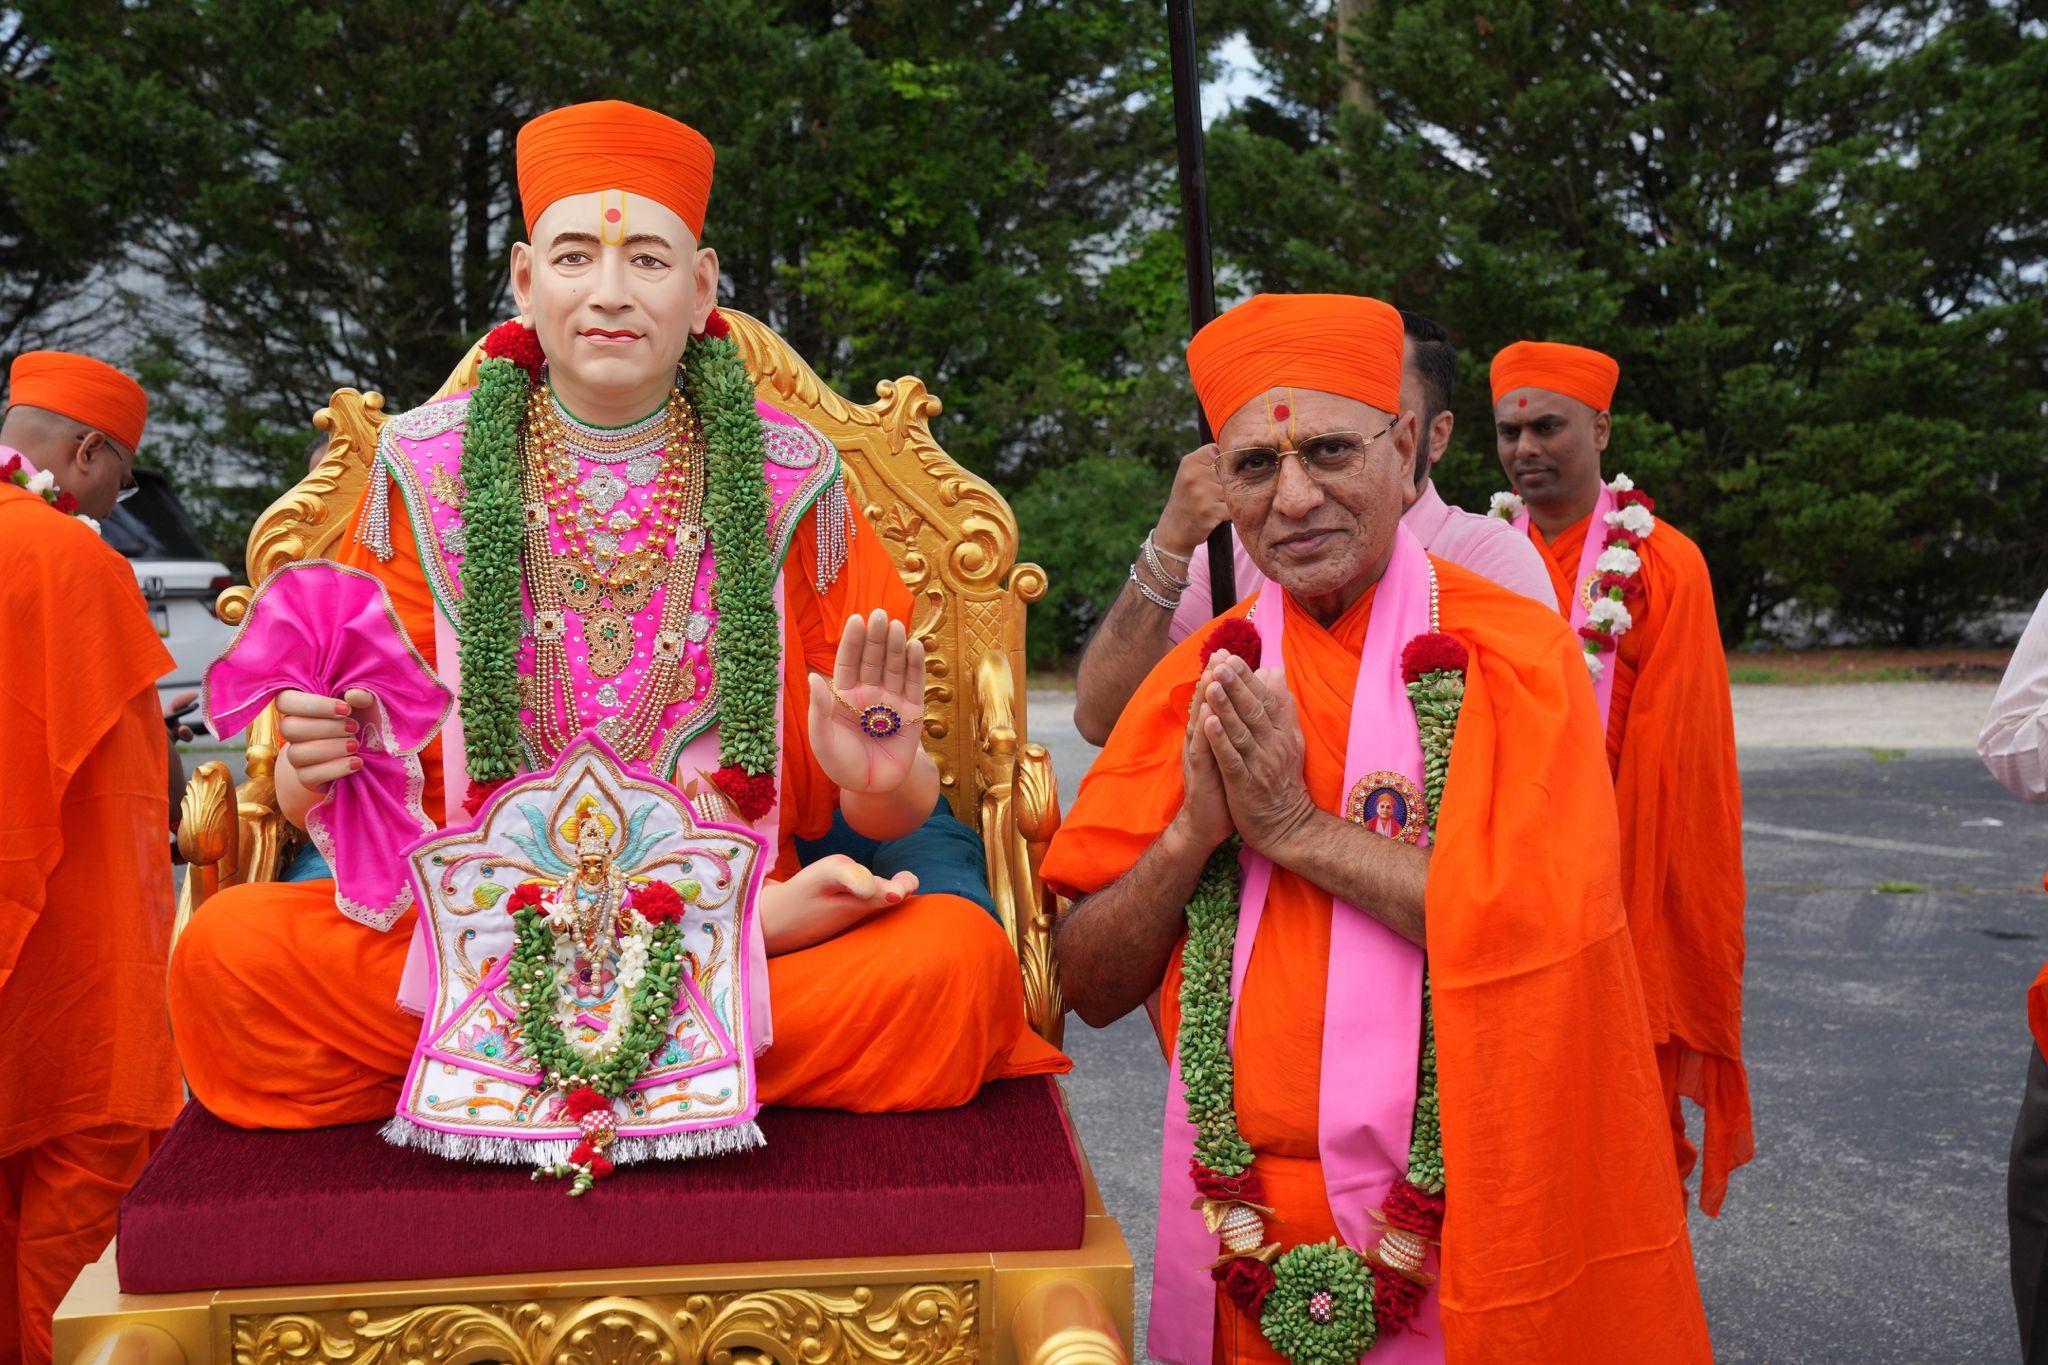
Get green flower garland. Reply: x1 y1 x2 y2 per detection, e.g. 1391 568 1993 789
452 330 779 795
507 907 685 1096
1178 627 1465 1362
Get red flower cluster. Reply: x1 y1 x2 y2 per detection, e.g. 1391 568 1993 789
506 882 546 916
711 764 776 822
481 319 545 384
699 308 731 340
52 490 78 513
1 454 18 476
1605 528 1643 552
564 1086 610 1118
1213 1257 1276 1316
1373 1264 1427 1332
1614 488 1655 513
1594 571 1632 598
1199 617 1262 670
630 879 686 924
1190 1158 1264 1204
1578 624 1614 644
462 777 507 817
1400 631 1469 684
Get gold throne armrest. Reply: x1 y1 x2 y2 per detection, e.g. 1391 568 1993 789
176 312 1066 1044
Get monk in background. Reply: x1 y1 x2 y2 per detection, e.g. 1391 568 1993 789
1046 294 1707 1363
0 352 179 1365
1490 340 1751 1214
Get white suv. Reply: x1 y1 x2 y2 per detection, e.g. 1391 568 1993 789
103 468 239 708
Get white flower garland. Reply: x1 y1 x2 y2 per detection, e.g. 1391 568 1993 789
538 888 656 1065
1489 474 1654 678
4 458 101 534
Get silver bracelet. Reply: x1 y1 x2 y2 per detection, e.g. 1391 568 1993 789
1129 563 1181 611
1142 532 1192 591
1148 532 1194 567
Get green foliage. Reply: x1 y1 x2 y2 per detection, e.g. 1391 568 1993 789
1206 0 2048 645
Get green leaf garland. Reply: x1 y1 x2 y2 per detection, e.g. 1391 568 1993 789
456 355 530 782
508 906 685 1097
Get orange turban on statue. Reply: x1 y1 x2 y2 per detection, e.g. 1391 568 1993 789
516 100 716 239
5 350 148 452
1186 293 1404 436
1489 340 1620 412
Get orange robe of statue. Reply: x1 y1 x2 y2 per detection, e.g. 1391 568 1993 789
1042 564 1709 1364
0 485 181 1365
1533 513 1752 1215
169 483 1065 1130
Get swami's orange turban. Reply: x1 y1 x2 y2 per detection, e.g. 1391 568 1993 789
6 350 148 452
1489 340 1620 412
517 100 716 238
1186 293 1403 436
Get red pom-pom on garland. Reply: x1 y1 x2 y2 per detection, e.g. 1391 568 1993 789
463 777 508 818
1190 1158 1265 1204
563 1086 611 1118
1213 1257 1277 1316
1199 617 1262 670
1373 1264 1428 1333
1400 631 1469 685
481 320 545 384
630 879 686 925
711 764 776 822
505 882 546 916
699 307 731 340
589 1154 615 1179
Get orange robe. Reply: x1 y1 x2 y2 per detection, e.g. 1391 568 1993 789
169 476 1064 1130
1042 563 1709 1364
0 484 181 1365
1534 514 1752 1214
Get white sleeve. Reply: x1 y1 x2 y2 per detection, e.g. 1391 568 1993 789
1979 587 2048 802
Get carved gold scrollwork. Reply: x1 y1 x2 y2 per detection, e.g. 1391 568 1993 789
227 1282 977 1365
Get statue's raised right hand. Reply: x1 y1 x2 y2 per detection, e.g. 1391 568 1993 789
276 687 376 797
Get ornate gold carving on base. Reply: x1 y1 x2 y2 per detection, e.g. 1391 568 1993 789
229 1282 978 1365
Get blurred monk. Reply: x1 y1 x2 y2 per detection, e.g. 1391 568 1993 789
1045 294 1708 1363
0 352 178 1365
1490 340 1751 1214
167 101 1063 1133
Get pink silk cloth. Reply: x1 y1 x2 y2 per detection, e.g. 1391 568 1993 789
203 559 454 929
1150 526 1437 1364
1514 479 1619 728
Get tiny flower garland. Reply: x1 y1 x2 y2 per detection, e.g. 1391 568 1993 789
1490 475 1655 680
457 311 781 821
2 454 98 533
1179 622 1463 1361
506 879 689 1195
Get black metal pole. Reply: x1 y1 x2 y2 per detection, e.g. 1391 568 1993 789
1167 0 1236 617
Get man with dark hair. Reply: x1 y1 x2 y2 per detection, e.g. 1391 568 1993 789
1072 308 1550 745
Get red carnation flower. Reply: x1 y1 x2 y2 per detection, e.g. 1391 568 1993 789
1199 617 1262 671
1594 571 1631 597
481 319 545 383
1190 1159 1265 1204
1212 1257 1276 1316
462 777 507 818
1614 488 1655 512
564 1086 611 1118
631 879 686 924
1578 624 1615 645
1 454 19 476
52 490 78 514
1400 631 1469 685
711 764 776 822
506 882 546 916
1606 529 1641 551
700 308 731 340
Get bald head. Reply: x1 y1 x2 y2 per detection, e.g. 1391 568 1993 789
0 403 135 519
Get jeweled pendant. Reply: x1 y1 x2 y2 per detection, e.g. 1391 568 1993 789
858 703 903 739
579 468 628 515
583 610 633 678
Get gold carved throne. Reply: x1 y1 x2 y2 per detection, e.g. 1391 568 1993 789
60 313 1129 1365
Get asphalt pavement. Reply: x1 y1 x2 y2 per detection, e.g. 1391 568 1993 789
1025 689 2041 1364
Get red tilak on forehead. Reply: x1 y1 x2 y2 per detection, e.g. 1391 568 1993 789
1517 398 1528 408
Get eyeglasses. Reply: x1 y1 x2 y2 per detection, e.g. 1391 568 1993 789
1213 419 1397 495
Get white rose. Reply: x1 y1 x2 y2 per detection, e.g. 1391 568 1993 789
1605 503 1655 537
1608 472 1634 493
24 469 54 495
1586 597 1633 632
1584 651 1605 679
1489 491 1525 521
1595 545 1642 576
76 514 101 535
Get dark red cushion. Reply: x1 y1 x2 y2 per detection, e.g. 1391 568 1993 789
118 1078 1084 1293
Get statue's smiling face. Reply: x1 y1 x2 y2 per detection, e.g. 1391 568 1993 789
510 190 719 405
